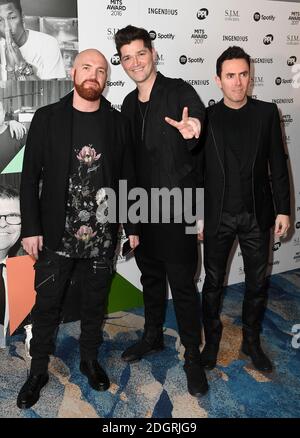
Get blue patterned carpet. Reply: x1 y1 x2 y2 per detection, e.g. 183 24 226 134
0 269 300 418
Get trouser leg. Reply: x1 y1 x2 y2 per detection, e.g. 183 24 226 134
238 212 270 344
30 248 74 374
135 248 167 337
202 212 237 345
166 259 202 348
79 258 113 360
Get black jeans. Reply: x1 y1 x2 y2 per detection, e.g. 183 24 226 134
30 247 113 374
202 211 270 345
135 248 202 348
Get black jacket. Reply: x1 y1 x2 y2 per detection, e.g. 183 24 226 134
120 72 205 262
200 98 290 236
20 92 138 250
121 72 205 191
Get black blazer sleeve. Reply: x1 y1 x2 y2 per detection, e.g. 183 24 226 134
20 108 46 238
120 117 140 237
268 104 290 216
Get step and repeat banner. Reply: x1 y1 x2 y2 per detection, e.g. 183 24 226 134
0 0 299 342
78 0 300 289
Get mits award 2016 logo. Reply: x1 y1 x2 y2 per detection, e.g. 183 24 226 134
106 0 127 16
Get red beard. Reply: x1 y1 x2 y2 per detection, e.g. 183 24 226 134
74 73 102 101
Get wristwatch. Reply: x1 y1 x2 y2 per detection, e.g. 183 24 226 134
14 62 34 80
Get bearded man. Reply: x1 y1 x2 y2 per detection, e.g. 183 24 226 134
17 49 139 409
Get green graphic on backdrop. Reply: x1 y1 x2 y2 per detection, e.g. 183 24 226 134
1 146 25 174
108 272 143 313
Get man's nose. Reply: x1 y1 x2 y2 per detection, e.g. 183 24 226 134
235 75 242 86
0 217 7 227
85 68 97 79
132 55 139 66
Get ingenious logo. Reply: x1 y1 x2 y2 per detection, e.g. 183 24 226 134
148 8 178 16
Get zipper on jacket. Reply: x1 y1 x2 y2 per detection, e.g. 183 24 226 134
35 274 55 290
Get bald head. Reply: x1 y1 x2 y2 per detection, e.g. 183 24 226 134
71 49 108 105
73 49 108 71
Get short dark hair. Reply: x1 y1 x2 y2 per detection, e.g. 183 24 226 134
0 0 22 14
0 184 19 200
115 25 152 57
216 46 250 77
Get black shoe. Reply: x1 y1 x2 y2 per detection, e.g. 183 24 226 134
201 344 219 370
121 337 164 363
80 360 110 391
17 373 49 410
183 349 209 396
241 341 273 372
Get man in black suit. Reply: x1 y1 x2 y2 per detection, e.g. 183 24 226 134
17 49 139 409
115 25 208 397
200 46 290 373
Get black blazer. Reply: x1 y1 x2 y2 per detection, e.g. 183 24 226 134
20 92 138 250
121 71 205 191
200 98 290 236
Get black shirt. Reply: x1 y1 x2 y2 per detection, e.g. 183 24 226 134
56 107 113 259
222 100 251 214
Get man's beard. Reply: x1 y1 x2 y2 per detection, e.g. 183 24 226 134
74 76 102 101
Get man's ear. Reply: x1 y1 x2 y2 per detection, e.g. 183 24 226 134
152 48 158 63
215 75 222 90
70 68 75 81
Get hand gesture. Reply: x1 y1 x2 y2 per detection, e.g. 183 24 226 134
165 107 201 139
5 26 25 70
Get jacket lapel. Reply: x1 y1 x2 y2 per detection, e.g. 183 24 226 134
51 92 73 186
247 98 262 165
144 72 167 151
209 102 225 166
97 96 114 171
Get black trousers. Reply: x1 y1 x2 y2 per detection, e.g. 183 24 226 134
202 210 270 345
135 247 202 348
30 247 112 374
